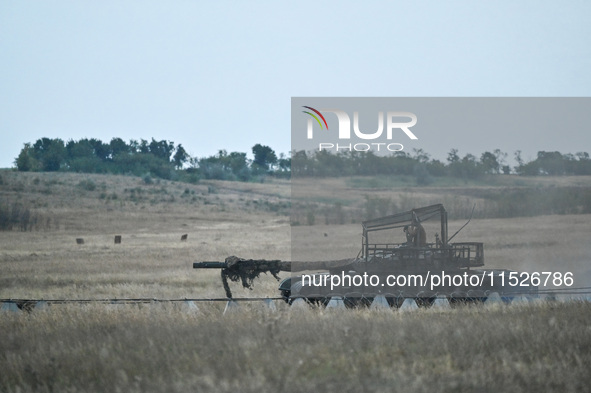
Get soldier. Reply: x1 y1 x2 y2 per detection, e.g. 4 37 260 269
403 222 427 247
414 221 427 247
403 225 414 245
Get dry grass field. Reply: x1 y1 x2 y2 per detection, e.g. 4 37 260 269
1 171 591 392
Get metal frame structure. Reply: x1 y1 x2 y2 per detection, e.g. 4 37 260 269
361 204 483 269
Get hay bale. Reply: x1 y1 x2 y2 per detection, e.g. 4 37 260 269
114 235 122 244
76 238 84 245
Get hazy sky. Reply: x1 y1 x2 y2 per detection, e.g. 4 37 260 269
1 1 590 168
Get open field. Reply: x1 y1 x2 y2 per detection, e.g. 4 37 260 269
0 171 291 300
1 171 591 392
2 301 591 393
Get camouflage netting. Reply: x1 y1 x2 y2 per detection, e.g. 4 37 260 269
221 256 289 298
219 256 354 298
15 300 37 313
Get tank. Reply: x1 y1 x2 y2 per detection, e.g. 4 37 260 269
281 204 538 307
194 204 538 307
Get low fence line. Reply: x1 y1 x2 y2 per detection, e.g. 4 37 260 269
0 297 284 304
2 286 591 306
546 285 591 291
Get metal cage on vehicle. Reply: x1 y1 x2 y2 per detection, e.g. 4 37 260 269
361 204 483 269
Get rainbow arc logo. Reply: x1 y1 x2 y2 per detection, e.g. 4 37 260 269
302 106 328 130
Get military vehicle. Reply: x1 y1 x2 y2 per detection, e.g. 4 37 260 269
194 204 538 307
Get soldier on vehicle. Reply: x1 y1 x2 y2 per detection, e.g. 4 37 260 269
403 225 414 245
414 221 427 246
403 222 427 247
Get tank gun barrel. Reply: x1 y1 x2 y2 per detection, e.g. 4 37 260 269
193 262 229 269
193 258 355 272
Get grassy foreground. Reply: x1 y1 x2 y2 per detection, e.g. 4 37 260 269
1 301 590 393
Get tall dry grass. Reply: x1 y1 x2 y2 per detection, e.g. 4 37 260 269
1 301 590 393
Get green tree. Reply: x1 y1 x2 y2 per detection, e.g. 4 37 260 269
172 144 189 169
252 144 277 171
65 139 104 173
14 143 38 171
291 150 309 176
109 138 130 158
573 152 591 175
32 138 66 171
426 159 446 177
86 138 110 161
66 139 94 160
412 148 430 163
277 152 291 173
514 150 525 174
447 148 460 164
535 151 565 175
139 139 150 154
480 151 500 174
149 139 175 161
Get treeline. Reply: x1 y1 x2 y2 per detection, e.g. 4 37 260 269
292 149 591 181
14 138 591 183
14 138 290 182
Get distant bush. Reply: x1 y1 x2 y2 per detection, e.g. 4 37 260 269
364 195 395 220
413 163 433 185
306 210 316 226
77 179 97 191
143 174 154 185
0 201 43 231
487 187 591 217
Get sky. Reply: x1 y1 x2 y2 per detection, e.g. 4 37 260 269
1 1 591 168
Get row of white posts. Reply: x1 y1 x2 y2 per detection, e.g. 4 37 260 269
222 293 560 314
0 294 577 314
